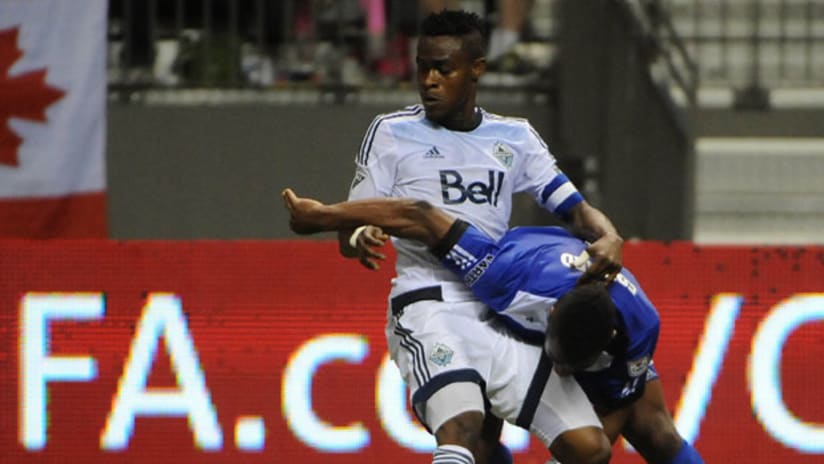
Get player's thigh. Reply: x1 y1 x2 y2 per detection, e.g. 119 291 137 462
485 336 608 463
386 300 495 428
597 406 632 444
521 362 604 449
622 378 683 462
425 380 487 440
434 409 485 447
481 326 542 423
386 299 494 387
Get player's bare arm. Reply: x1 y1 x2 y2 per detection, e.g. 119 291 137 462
567 201 624 284
282 188 454 248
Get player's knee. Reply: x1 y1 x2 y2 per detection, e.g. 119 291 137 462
573 433 611 464
477 415 510 464
550 427 611 464
647 425 683 459
435 410 485 455
628 410 684 460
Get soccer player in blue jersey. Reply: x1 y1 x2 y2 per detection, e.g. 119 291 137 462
282 188 704 464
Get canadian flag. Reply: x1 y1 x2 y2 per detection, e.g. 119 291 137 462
0 0 107 237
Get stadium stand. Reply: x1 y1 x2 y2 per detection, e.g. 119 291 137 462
103 0 824 243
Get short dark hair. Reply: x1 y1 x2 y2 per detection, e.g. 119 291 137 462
420 9 486 59
546 283 616 367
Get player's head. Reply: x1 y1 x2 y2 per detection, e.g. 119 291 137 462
545 283 617 375
416 10 486 126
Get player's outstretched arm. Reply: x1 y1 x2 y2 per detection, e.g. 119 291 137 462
567 201 624 284
282 189 454 248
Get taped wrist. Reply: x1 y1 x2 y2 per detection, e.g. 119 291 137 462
348 225 368 248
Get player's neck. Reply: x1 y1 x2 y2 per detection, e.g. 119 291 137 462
439 106 482 132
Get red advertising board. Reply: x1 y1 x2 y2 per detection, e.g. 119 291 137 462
0 240 822 463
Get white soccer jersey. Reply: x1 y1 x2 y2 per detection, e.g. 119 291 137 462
348 104 584 299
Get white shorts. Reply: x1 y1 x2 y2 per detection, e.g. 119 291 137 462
385 294 601 447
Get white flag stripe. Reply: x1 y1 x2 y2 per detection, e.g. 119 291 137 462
0 0 107 198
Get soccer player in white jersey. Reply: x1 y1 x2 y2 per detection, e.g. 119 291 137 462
282 188 706 464
335 10 622 464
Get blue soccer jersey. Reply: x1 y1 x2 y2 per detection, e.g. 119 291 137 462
432 220 661 410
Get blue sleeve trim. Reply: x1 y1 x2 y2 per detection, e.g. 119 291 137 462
556 193 584 217
539 173 569 204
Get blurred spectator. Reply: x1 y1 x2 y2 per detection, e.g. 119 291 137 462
360 0 387 64
421 0 537 81
109 0 154 84
358 0 412 83
292 0 414 84
107 0 541 88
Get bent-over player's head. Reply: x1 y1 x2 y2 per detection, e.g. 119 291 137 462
417 10 486 128
545 283 617 375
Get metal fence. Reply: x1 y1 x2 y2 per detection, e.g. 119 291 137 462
107 0 472 89
664 0 824 88
106 0 823 95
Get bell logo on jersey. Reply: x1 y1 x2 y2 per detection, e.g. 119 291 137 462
439 170 505 206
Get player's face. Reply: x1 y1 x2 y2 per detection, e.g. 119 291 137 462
544 306 606 376
416 35 483 128
545 331 603 377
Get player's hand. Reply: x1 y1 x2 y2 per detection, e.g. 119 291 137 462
281 188 325 234
577 233 623 285
352 225 389 271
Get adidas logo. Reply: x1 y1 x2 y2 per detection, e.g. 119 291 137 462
424 146 443 159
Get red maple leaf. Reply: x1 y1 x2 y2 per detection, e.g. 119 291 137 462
0 27 65 167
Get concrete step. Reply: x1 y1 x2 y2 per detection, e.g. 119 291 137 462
693 137 824 244
690 107 824 136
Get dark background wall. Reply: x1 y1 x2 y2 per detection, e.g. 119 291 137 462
555 0 694 240
107 100 558 239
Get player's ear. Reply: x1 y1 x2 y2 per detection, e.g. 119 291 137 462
471 57 486 81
